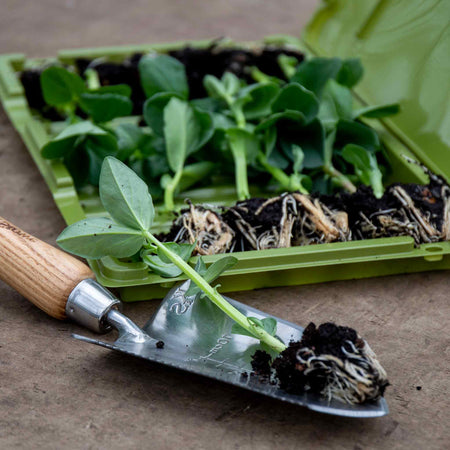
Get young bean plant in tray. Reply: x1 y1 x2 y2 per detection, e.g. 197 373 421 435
57 156 389 405
35 45 400 210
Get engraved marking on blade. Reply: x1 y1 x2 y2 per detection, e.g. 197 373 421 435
188 355 242 372
169 290 194 315
190 334 233 361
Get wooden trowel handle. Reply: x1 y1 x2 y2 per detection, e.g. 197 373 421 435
0 217 94 320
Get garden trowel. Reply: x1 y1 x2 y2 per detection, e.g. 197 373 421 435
0 217 388 418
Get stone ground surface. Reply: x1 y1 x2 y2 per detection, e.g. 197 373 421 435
0 1 449 449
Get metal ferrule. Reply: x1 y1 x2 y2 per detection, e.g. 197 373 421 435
66 278 121 333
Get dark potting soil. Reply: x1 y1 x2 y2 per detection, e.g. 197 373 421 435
19 69 64 121
250 349 272 378
223 177 447 248
20 44 304 118
168 44 304 99
325 178 446 232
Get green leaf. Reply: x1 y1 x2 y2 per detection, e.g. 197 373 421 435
278 54 299 79
260 317 277 336
178 161 216 192
231 323 255 338
114 123 146 160
263 126 277 157
292 145 304 173
99 156 155 231
325 79 353 120
352 103 400 119
291 57 342 97
222 72 241 96
231 316 278 338
91 84 132 97
139 54 189 99
335 119 380 152
203 256 238 283
239 83 280 120
191 97 226 113
204 75 228 100
211 113 236 130
79 92 133 122
143 92 182 136
56 217 144 259
185 255 238 298
158 242 196 264
271 83 319 123
336 58 364 88
342 144 384 198
41 121 116 159
249 67 284 85
63 147 89 188
323 128 336 166
85 136 118 185
318 88 339 131
204 72 242 101
40 66 86 106
342 144 371 174
141 252 184 278
142 242 195 278
226 128 260 164
255 111 306 132
280 119 325 169
163 98 214 173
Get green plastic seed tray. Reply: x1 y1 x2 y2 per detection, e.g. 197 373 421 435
0 1 449 301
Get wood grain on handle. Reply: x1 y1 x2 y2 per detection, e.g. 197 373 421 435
0 217 94 319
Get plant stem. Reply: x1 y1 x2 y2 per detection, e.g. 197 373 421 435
230 143 250 200
144 231 287 353
257 153 309 194
323 165 357 193
164 169 183 211
85 68 101 90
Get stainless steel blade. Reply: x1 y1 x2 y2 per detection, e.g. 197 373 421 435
73 282 388 418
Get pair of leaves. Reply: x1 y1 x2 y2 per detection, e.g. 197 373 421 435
78 85 133 123
139 54 189 100
342 144 384 198
57 157 155 257
256 82 319 132
114 123 149 161
318 78 399 131
41 121 119 186
291 57 363 97
40 66 133 122
141 242 196 277
41 66 85 106
204 72 281 120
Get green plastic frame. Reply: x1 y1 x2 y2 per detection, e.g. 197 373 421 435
1 35 449 301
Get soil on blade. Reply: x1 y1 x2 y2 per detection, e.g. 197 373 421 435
271 322 362 395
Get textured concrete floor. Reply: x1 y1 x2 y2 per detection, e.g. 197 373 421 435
1 1 449 449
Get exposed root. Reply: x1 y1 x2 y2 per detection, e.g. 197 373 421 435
296 339 388 404
170 202 234 255
271 322 389 405
163 178 450 253
292 193 350 245
391 186 440 242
